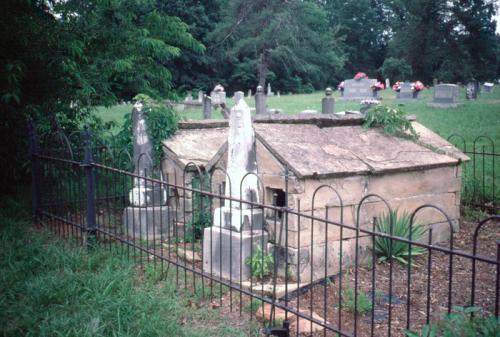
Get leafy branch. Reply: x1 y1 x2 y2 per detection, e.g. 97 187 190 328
363 105 418 140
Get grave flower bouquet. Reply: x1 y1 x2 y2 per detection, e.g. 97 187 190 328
412 81 424 92
392 81 401 92
354 72 368 80
371 81 385 91
360 99 381 114
337 81 345 91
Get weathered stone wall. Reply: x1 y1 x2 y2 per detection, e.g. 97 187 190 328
165 139 463 284
267 165 462 283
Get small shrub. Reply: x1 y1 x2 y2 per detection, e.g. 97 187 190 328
363 105 418 140
184 176 212 243
117 94 178 166
245 298 263 314
245 244 273 280
405 306 500 337
184 210 212 243
341 272 372 315
374 210 426 265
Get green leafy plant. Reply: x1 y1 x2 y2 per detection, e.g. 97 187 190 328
343 287 373 315
374 210 426 265
341 272 373 315
245 244 274 280
135 94 179 166
363 105 418 140
244 298 263 314
405 306 500 337
184 176 212 243
184 211 212 243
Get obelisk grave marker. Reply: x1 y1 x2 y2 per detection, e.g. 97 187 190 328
123 102 172 240
203 98 268 281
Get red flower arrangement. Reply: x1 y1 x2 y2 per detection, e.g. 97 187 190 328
412 81 424 92
354 72 368 80
371 81 385 91
392 81 402 92
337 81 345 91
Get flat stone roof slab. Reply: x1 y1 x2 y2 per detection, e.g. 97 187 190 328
162 127 227 167
164 119 464 178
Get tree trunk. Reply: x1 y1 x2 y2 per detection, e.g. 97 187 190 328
258 51 268 88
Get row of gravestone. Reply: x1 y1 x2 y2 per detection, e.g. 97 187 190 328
187 80 496 117
184 83 280 105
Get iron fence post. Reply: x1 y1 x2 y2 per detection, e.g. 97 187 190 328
28 121 40 222
83 128 97 244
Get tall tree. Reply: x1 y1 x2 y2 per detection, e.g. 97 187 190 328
322 0 390 77
211 0 345 91
157 0 225 91
450 0 498 81
0 0 202 190
385 0 498 82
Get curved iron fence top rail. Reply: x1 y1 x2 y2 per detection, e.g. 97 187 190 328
31 154 497 266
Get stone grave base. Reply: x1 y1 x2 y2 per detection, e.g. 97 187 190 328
202 226 268 281
129 185 165 207
427 103 463 108
213 206 264 231
338 96 381 101
270 236 372 284
123 205 172 240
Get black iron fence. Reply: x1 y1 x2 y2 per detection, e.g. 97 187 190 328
30 128 499 337
447 134 498 213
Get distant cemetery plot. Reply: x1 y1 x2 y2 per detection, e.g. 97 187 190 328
484 82 495 93
396 82 414 100
340 78 379 101
428 83 462 108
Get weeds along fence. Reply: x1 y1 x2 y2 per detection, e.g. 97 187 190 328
30 127 500 337
447 134 498 213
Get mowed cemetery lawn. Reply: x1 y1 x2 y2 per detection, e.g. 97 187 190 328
0 196 257 337
97 87 500 147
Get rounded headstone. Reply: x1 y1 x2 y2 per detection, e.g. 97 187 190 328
233 91 244 103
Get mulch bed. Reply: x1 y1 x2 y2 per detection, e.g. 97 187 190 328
287 218 500 337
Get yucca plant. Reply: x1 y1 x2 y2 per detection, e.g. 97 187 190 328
374 210 427 265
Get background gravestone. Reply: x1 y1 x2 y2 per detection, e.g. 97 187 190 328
267 83 274 96
396 82 418 100
428 84 462 108
202 94 212 119
340 78 378 100
321 87 335 114
255 85 267 114
483 82 495 93
466 81 478 100
210 85 226 105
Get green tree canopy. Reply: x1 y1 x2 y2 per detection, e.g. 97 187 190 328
210 0 345 92
0 0 203 190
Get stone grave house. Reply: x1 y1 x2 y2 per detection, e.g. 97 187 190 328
161 115 468 283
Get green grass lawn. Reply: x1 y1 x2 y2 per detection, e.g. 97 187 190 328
0 197 256 337
96 87 500 146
